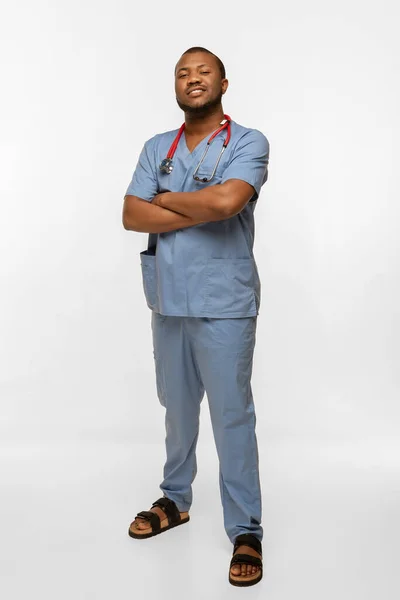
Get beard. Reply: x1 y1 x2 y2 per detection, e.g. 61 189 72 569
176 89 223 115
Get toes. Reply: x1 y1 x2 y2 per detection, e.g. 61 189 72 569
135 518 150 530
231 564 260 578
230 565 241 575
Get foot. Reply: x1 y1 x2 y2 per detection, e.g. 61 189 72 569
230 544 262 579
129 504 189 533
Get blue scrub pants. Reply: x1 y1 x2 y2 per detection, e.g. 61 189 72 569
151 312 263 543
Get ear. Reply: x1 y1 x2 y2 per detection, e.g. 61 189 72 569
222 79 229 95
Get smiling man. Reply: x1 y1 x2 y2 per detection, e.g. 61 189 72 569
123 46 269 587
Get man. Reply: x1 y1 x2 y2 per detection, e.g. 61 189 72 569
123 46 269 587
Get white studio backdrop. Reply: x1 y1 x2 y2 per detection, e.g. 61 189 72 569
0 1 399 599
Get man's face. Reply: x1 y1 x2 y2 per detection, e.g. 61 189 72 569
174 52 228 114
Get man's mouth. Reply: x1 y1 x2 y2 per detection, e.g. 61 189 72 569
187 87 206 96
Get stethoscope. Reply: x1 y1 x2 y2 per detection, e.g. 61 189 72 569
159 114 232 183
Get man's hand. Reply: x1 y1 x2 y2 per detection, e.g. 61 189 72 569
151 192 169 207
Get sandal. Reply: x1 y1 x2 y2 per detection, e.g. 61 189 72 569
229 533 263 587
128 496 190 539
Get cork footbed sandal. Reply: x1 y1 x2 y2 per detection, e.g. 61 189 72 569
229 533 263 587
128 496 190 540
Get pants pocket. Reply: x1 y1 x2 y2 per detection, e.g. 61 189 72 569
151 311 167 406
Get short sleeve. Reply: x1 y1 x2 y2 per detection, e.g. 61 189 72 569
125 138 158 202
220 129 269 201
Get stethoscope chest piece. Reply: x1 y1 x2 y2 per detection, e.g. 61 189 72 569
160 158 174 174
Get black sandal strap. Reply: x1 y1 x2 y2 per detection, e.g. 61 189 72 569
135 510 161 532
230 554 263 568
151 497 180 526
233 533 262 556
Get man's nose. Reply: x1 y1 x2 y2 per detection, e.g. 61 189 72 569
188 72 201 85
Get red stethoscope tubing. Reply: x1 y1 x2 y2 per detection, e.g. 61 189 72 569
166 114 231 160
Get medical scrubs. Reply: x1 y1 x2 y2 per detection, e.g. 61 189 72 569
125 120 269 543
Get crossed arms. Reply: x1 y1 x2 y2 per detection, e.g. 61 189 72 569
122 179 255 233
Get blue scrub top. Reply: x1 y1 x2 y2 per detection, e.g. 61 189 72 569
125 119 269 318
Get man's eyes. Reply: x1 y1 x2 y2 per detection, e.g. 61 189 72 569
178 71 210 78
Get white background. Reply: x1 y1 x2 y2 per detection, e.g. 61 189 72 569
1 0 399 598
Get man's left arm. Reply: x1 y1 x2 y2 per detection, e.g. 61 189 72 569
152 180 254 221
152 130 269 221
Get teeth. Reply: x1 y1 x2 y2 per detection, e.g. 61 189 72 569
189 89 204 94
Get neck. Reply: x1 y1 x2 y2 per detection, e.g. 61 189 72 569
184 105 225 136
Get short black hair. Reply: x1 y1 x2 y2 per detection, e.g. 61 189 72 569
178 47 226 79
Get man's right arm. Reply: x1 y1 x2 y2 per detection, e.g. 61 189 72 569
122 194 206 233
